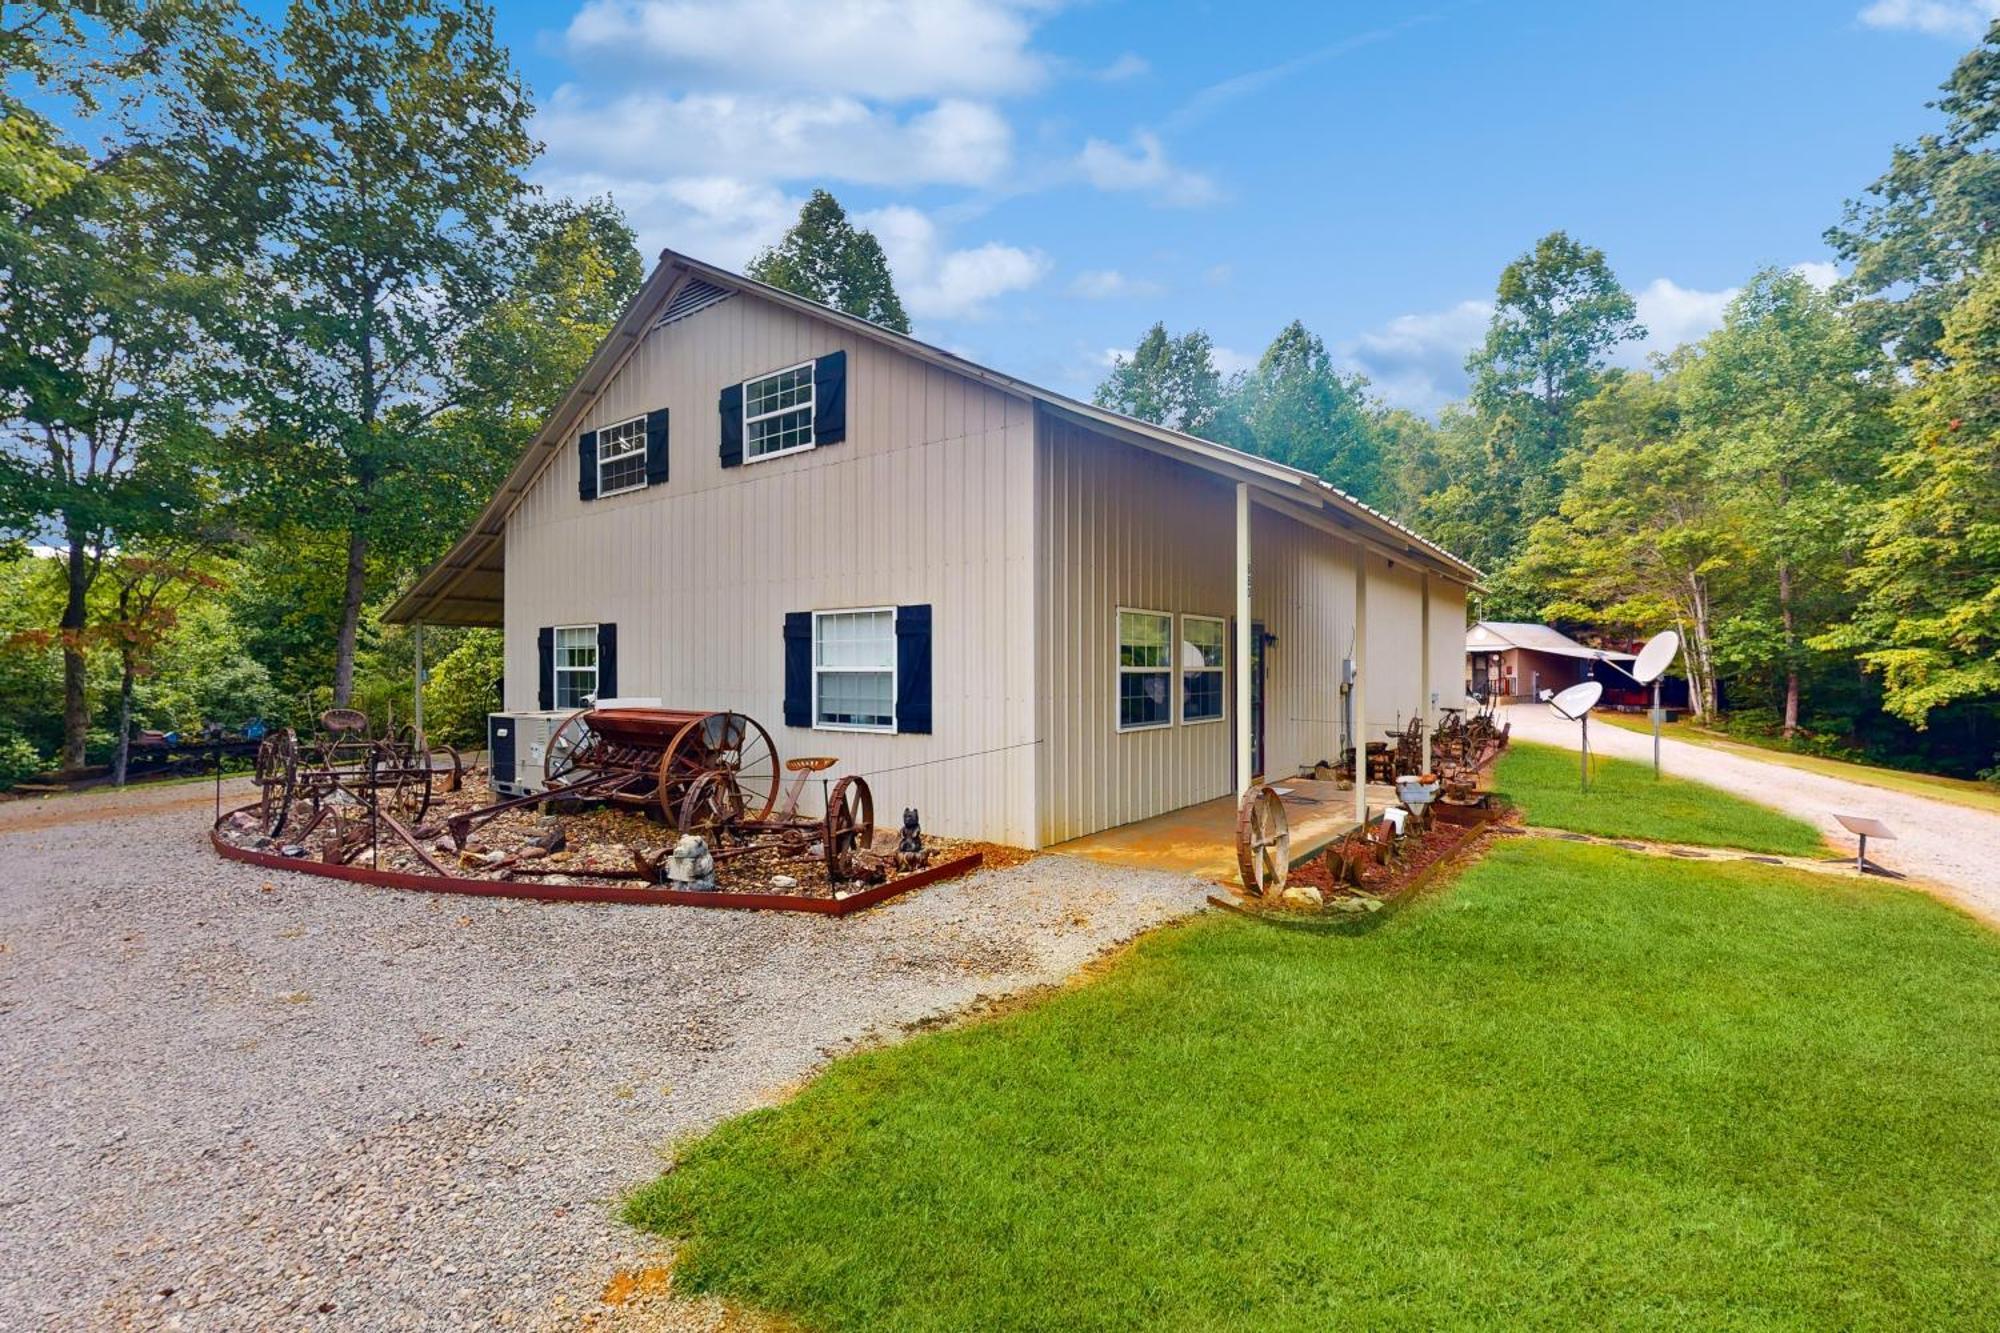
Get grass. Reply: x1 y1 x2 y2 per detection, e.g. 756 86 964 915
1493 740 1828 856
627 840 2000 1330
1595 712 2000 816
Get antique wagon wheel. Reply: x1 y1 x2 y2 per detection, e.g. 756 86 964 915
823 775 876 882
677 768 747 841
323 789 370 865
369 743 433 825
657 711 779 829
392 726 464 796
542 708 598 785
254 730 298 837
1236 784 1290 898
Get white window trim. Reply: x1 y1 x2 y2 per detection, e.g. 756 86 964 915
742 359 817 465
1115 605 1174 734
554 623 600 709
595 413 649 498
1179 613 1228 726
811 606 897 734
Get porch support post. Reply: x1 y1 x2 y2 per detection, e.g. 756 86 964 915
1235 482 1253 794
1419 576 1432 771
1353 548 1369 827
412 620 426 752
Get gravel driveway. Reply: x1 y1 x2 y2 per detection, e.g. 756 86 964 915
1505 703 2000 926
0 784 1210 1329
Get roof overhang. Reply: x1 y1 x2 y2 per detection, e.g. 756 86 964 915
386 248 1482 625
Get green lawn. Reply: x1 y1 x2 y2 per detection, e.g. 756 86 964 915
1595 712 2000 816
628 841 2000 1330
1494 740 1828 856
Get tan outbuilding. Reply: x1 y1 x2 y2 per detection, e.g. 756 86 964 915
385 251 1479 849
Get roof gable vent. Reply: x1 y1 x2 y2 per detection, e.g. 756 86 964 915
658 277 733 326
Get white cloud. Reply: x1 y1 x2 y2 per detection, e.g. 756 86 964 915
565 0 1054 99
1791 259 1843 290
1096 52 1150 81
538 88 1013 189
1857 0 2000 38
535 172 802 268
1068 268 1164 300
1338 299 1493 414
1621 277 1737 367
1075 132 1218 206
860 205 1048 319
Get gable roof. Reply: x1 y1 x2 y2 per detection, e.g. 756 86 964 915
1465 621 1636 662
386 250 1483 626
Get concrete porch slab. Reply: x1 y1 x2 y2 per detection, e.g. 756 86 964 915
1049 778 1394 884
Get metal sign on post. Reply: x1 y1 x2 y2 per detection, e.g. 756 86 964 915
1631 629 1682 780
1832 813 1899 877
1546 680 1604 794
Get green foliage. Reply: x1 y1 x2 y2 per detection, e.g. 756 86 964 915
1827 19 2000 364
747 190 910 333
629 840 2000 1329
1231 320 1390 504
1819 266 2000 730
0 731 44 790
422 628 502 748
1092 321 1227 434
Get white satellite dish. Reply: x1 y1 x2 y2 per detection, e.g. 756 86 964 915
1547 680 1603 793
1548 680 1602 721
1633 629 1682 779
1633 630 1680 685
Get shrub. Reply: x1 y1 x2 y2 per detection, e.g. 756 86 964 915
0 732 46 791
422 629 503 749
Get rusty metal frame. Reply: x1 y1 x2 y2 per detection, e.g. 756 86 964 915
210 802 983 915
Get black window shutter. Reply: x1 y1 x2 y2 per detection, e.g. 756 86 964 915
813 350 847 445
537 627 554 709
896 603 932 734
644 409 668 487
783 612 812 728
719 384 744 468
578 430 598 501
596 622 618 700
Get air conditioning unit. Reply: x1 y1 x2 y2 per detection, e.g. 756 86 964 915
487 710 576 798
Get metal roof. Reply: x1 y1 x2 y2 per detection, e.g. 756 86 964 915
1465 621 1637 662
386 250 1484 626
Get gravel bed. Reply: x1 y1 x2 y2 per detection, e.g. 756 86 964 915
0 791 1211 1329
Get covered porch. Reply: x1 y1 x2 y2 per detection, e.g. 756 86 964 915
1051 777 1401 881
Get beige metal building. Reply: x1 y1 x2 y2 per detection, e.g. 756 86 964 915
386 251 1480 849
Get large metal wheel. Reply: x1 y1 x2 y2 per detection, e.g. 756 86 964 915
369 743 433 825
823 775 876 882
254 730 298 837
1236 784 1290 898
677 768 747 841
542 708 597 786
658 712 779 829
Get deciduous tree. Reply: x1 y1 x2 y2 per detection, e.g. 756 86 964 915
747 190 910 333
1094 322 1226 435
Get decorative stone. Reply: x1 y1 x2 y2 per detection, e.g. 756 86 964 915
1279 885 1325 910
770 875 798 889
665 835 716 891
526 817 565 853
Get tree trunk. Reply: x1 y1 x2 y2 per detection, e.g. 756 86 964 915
331 525 369 707
60 531 91 772
1777 558 1799 738
113 651 135 787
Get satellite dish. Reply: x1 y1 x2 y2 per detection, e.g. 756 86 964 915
1547 680 1602 721
1633 630 1681 686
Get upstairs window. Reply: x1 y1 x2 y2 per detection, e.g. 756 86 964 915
814 607 896 731
1181 615 1226 722
554 625 599 708
595 415 648 496
744 361 816 461
1117 608 1172 731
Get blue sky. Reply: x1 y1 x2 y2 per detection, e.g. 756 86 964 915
281 2 2000 407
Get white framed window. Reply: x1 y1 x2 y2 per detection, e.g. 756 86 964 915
1116 607 1172 732
813 607 896 732
1181 614 1226 723
743 360 816 463
594 414 648 496
554 625 599 708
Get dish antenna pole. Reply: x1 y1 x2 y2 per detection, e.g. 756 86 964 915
1544 681 1604 794
1631 630 1682 780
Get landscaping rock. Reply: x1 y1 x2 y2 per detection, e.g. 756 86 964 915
1280 885 1325 910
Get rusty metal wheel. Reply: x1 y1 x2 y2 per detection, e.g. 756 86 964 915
677 768 747 841
823 775 876 882
254 731 298 837
658 711 779 829
1236 784 1290 898
542 708 596 786
372 747 433 826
